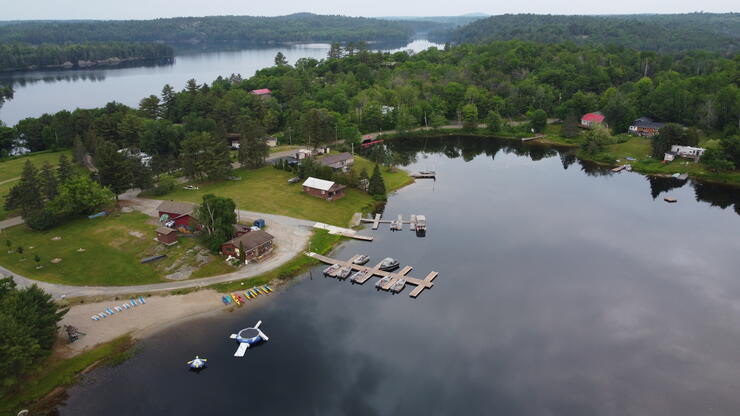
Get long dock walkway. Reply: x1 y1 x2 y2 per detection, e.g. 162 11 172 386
306 252 438 298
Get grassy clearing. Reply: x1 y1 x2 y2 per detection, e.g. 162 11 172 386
352 156 414 193
163 155 410 226
0 212 233 286
0 335 134 415
211 229 341 293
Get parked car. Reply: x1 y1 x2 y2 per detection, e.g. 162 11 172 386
288 177 301 184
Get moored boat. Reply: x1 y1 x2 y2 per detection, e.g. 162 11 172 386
376 276 392 289
378 257 400 271
353 255 370 265
390 278 406 293
323 264 341 276
337 266 352 279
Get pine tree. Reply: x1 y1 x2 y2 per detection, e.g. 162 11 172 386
368 164 386 198
4 161 42 218
95 141 133 197
274 52 288 66
39 162 59 201
238 119 269 169
57 154 74 183
239 241 246 263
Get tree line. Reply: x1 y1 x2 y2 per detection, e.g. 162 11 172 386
0 277 67 394
0 42 174 72
4 154 114 230
443 13 740 54
1 39 738 182
0 14 416 45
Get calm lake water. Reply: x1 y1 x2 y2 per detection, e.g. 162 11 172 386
55 137 740 415
0 39 441 126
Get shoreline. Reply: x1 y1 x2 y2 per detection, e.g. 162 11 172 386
376 129 740 188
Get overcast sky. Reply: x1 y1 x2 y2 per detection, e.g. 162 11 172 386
1 0 736 20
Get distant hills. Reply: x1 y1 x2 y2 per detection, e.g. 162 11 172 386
443 13 740 53
380 14 489 27
0 14 421 45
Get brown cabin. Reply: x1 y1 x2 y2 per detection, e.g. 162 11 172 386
302 177 346 200
155 227 178 245
221 229 274 260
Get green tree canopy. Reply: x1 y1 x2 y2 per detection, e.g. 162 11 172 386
195 194 237 252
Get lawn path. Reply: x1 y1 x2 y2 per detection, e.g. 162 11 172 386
1 192 314 298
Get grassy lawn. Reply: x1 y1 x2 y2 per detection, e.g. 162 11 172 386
0 150 74 220
165 155 411 226
0 212 234 286
353 156 414 193
0 336 133 415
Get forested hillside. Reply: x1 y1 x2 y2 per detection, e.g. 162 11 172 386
2 39 737 152
446 13 740 53
0 42 174 71
0 14 417 45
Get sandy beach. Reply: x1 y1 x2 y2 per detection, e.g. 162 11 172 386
56 289 273 357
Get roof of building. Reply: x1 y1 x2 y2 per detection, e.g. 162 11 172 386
581 112 605 123
302 177 336 191
317 152 354 166
251 88 272 95
631 117 665 129
156 227 176 235
233 223 251 233
223 229 274 250
157 201 195 216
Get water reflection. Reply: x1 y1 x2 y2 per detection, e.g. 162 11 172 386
57 136 740 416
384 136 740 216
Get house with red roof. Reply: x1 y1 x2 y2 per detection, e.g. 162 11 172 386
250 88 272 100
580 112 607 129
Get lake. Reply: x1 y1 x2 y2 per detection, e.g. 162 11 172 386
57 137 740 415
0 38 441 126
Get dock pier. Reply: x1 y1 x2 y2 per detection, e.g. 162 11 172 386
361 214 428 233
308 252 438 298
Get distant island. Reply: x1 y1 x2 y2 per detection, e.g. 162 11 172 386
0 42 174 72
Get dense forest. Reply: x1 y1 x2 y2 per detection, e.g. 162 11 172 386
0 14 418 45
445 13 740 53
1 39 738 179
0 42 174 72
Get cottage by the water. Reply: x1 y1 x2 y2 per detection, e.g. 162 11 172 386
221 229 274 260
629 117 665 137
302 177 346 200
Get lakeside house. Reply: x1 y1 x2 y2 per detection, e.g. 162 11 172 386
155 227 178 245
664 145 706 162
118 148 152 166
250 88 272 99
157 201 198 229
228 134 277 149
302 177 346 200
221 229 274 260
629 117 665 137
317 152 354 172
581 112 607 128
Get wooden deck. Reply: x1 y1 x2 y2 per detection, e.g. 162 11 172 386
361 214 428 232
308 253 438 298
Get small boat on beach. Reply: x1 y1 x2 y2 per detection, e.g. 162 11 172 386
378 257 400 271
323 264 341 276
376 276 392 289
353 255 370 265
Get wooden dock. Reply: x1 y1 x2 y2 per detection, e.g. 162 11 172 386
361 214 428 232
521 134 544 142
308 253 438 298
